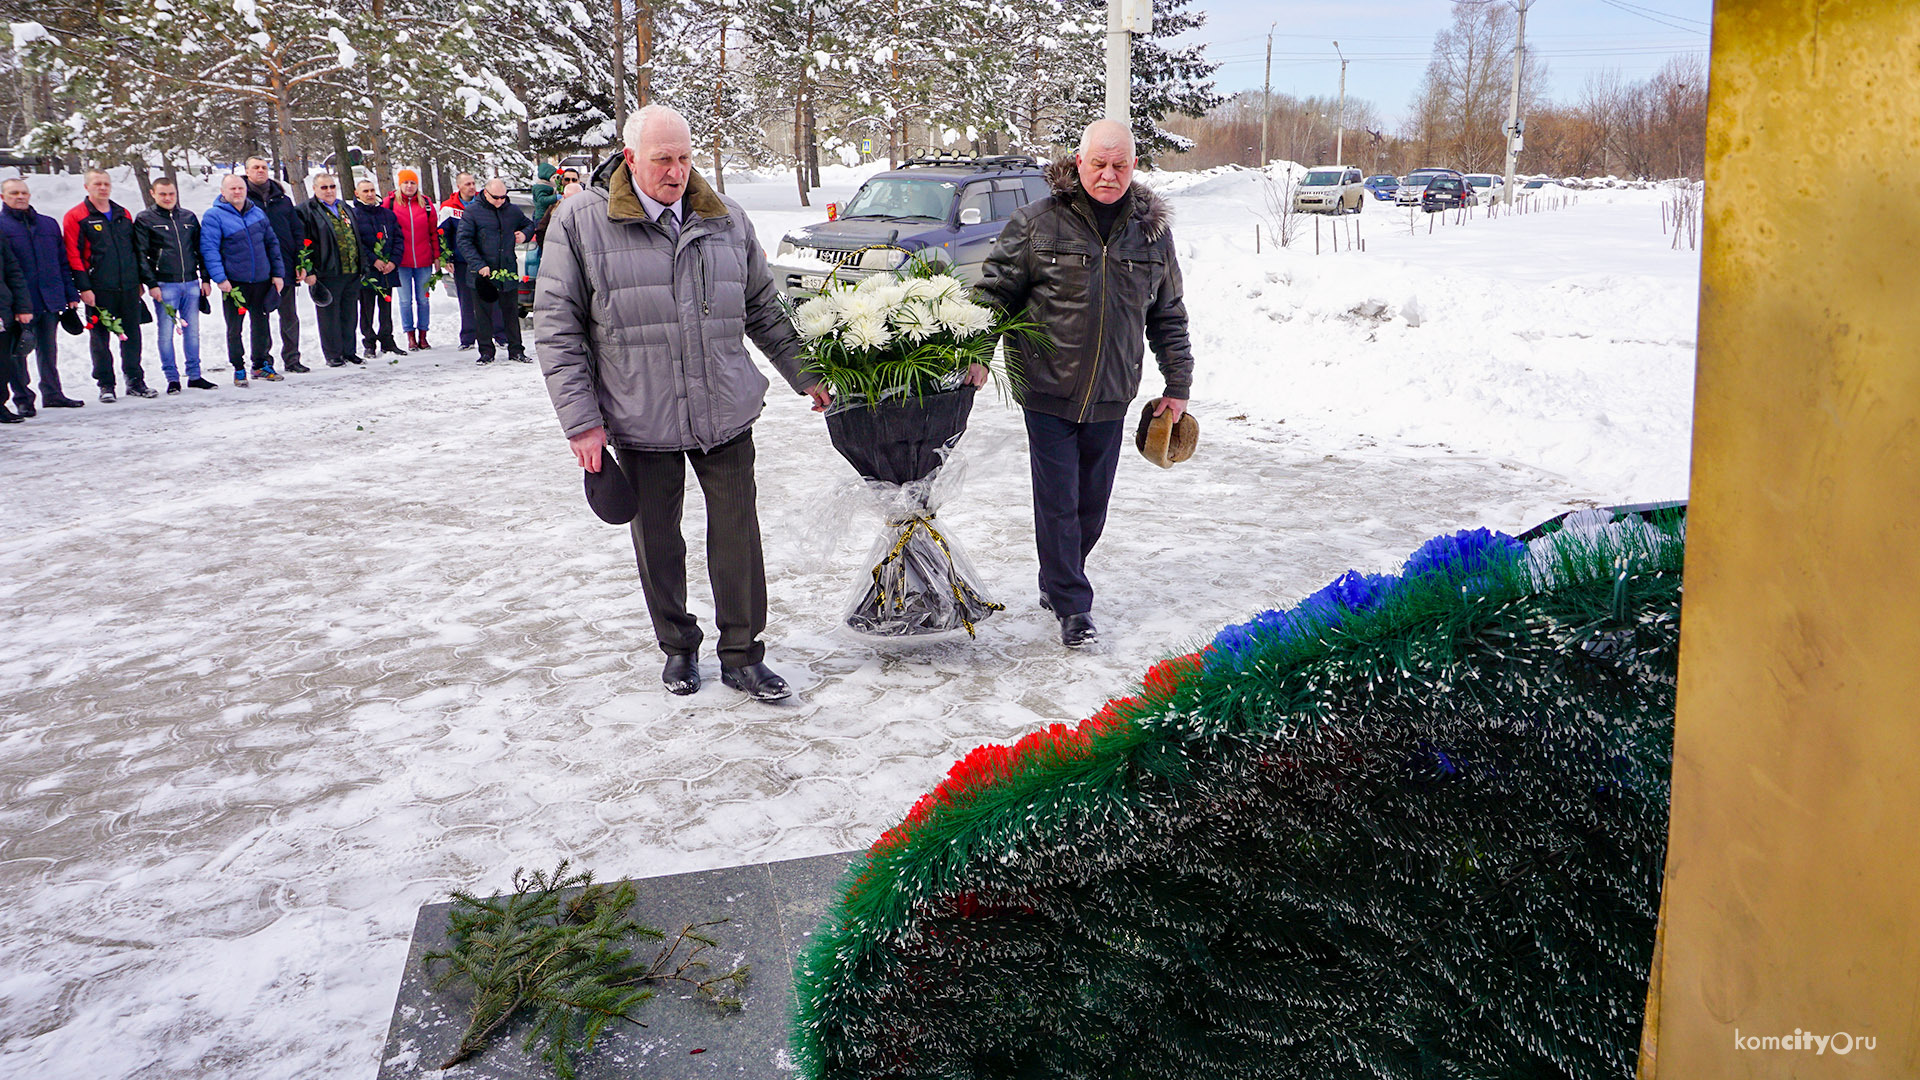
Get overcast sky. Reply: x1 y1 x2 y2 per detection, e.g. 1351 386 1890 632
1170 0 1714 127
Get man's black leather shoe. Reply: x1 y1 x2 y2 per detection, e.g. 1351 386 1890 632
662 653 700 696
44 396 84 408
721 662 791 702
1059 613 1098 648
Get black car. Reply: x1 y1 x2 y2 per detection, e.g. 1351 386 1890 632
1421 176 1470 213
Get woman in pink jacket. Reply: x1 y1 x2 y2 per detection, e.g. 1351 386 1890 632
384 169 441 349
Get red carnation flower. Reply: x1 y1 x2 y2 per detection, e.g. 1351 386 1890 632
303 238 314 247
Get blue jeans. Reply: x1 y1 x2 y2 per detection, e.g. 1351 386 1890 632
396 265 432 333
153 281 203 382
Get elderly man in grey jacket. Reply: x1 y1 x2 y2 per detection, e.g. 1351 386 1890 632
536 104 829 702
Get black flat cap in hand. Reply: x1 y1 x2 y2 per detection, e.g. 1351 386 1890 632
59 307 85 336
583 452 638 525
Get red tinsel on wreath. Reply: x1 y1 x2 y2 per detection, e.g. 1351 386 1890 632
866 652 1207 858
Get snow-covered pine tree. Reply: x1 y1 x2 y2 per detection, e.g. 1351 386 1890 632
953 0 1101 155
1049 0 1221 160
640 0 767 192
742 0 844 201
512 0 623 159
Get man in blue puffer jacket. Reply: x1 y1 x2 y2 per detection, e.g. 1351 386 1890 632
200 174 286 385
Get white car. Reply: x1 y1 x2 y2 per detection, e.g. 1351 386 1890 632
1293 166 1366 214
1464 173 1505 205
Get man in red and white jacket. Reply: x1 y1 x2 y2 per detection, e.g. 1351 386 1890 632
385 169 440 350
63 169 156 401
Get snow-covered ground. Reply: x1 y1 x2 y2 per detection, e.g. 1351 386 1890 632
0 163 1697 1077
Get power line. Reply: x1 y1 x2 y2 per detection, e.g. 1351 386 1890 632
1596 0 1706 33
1208 43 1707 64
1602 0 1711 28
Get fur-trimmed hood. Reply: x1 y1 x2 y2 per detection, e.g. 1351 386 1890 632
1043 157 1172 242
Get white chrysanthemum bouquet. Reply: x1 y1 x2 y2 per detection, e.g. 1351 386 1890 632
790 254 1036 403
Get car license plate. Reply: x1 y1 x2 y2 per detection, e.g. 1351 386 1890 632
800 274 827 292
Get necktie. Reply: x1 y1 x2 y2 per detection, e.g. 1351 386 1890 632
658 205 678 240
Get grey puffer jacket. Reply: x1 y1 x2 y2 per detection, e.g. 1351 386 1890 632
978 158 1194 424
535 162 810 452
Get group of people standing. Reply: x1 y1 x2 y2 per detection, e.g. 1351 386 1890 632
0 160 570 421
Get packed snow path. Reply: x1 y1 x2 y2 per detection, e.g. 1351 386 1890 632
0 167 1695 1077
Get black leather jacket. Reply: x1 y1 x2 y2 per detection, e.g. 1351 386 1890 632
134 205 207 283
978 159 1193 423
298 198 363 277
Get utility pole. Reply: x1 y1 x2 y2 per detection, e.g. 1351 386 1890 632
1260 23 1274 167
1105 0 1152 124
1105 0 1129 123
1501 0 1533 200
1333 41 1348 165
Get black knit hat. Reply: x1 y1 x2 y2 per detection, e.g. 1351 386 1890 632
583 451 638 525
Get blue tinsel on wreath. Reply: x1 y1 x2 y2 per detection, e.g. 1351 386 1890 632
1210 528 1527 665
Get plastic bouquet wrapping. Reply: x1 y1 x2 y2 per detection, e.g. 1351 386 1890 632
791 255 1039 638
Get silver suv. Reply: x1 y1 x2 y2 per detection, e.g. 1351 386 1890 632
1293 166 1365 214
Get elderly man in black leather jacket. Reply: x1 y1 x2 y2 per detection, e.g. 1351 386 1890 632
978 119 1195 648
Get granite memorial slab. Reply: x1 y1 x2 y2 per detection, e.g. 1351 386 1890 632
377 850 857 1079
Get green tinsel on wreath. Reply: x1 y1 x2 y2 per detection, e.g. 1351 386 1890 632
793 514 1684 1079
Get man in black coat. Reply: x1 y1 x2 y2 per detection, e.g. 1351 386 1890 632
135 177 217 393
245 157 310 374
456 177 531 364
351 179 405 357
296 173 366 368
62 169 156 401
978 120 1195 648
0 233 29 423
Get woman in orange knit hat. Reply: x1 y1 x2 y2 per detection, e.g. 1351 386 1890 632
383 168 441 349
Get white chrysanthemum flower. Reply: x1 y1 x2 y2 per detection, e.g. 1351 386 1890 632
830 288 879 322
891 301 940 343
922 274 966 303
899 278 944 303
934 297 994 336
843 314 893 351
795 295 841 339
867 283 908 311
855 272 897 294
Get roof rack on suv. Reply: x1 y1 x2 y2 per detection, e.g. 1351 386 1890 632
897 153 1040 171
